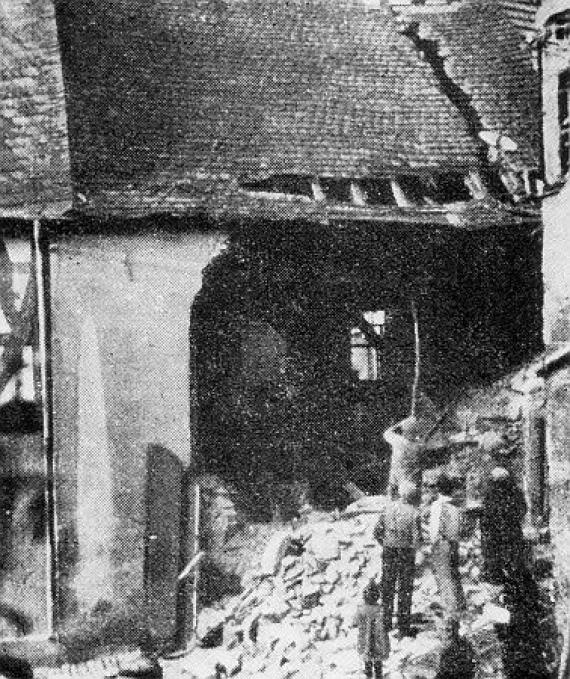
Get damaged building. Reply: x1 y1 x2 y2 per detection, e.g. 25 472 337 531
0 0 560 664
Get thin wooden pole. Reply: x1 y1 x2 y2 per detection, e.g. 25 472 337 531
33 219 58 639
191 483 201 635
411 298 420 418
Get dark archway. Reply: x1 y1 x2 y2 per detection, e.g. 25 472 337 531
190 217 541 519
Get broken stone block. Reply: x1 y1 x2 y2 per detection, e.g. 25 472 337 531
321 616 341 641
301 590 321 609
306 526 340 562
342 495 387 518
256 619 283 650
181 649 227 679
280 555 298 572
222 619 243 649
240 613 260 643
348 560 361 577
259 531 292 577
117 658 162 679
196 608 226 643
260 593 290 621
213 650 242 678
471 602 511 630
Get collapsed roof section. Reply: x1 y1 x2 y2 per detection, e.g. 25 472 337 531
0 0 71 218
55 0 541 226
394 0 541 170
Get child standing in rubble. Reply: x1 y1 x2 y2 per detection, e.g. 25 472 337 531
353 581 390 679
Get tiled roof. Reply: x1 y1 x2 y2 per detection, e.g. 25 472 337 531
499 0 540 32
0 0 71 217
396 0 540 168
388 1 540 34
57 0 538 205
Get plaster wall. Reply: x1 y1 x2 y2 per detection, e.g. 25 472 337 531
49 228 226 646
542 180 570 344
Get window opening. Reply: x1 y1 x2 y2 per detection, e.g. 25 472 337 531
430 173 472 203
241 175 314 198
350 310 387 381
547 11 570 41
359 179 397 206
320 178 352 203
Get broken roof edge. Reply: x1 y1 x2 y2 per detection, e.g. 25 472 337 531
389 0 464 16
0 199 73 222
68 189 540 232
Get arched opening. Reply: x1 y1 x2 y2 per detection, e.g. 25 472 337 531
188 215 542 606
191 224 420 523
191 217 541 516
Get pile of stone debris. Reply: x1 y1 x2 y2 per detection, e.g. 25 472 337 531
173 498 506 679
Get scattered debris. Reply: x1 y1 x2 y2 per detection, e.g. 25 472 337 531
175 505 508 679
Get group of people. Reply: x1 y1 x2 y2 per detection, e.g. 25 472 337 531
351 427 537 679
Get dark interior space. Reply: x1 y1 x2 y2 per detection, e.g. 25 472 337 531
192 217 542 519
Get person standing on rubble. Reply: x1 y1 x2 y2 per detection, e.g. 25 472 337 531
374 481 421 638
429 474 465 622
383 416 425 496
495 566 552 679
353 580 390 679
480 467 527 585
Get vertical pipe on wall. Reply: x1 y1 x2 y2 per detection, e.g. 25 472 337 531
410 298 421 417
538 38 546 182
33 219 58 639
192 482 200 635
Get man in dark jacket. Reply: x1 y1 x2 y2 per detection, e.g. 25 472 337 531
480 467 527 584
374 481 421 637
495 567 552 679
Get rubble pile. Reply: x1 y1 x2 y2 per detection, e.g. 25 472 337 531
178 500 504 679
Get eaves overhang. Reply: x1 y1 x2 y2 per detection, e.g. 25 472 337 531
70 187 540 232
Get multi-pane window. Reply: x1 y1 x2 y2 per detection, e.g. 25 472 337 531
350 310 386 381
547 11 570 41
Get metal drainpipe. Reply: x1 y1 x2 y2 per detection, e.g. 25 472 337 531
33 219 59 640
538 38 546 183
